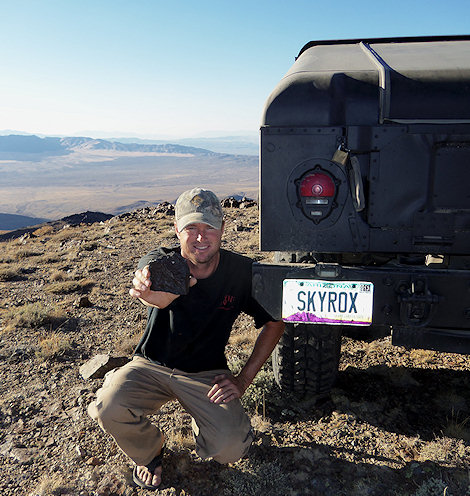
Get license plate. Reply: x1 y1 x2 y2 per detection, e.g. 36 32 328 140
282 279 374 326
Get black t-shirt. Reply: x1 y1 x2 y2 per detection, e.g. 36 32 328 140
134 247 274 373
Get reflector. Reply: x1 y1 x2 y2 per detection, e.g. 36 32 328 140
300 172 335 197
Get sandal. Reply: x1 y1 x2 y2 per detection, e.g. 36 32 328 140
132 447 165 490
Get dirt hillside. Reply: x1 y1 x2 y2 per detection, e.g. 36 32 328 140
1 203 469 496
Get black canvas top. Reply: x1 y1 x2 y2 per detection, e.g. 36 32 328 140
262 36 470 126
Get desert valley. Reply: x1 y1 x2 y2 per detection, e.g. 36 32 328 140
0 134 258 230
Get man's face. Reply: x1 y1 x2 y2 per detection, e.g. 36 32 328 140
175 221 224 267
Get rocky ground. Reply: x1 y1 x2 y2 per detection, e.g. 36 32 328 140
1 202 470 496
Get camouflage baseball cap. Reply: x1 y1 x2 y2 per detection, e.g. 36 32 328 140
175 188 224 231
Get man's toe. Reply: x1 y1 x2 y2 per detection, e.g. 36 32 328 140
137 465 162 486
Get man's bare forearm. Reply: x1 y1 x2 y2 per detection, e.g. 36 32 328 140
207 320 285 404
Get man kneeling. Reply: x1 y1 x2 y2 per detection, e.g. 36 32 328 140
88 188 284 490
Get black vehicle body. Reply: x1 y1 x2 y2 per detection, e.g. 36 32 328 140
253 36 470 397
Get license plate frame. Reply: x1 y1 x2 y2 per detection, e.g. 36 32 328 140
282 279 374 326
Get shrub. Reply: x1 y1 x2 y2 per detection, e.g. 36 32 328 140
36 254 61 264
0 266 23 281
241 368 276 416
5 302 65 330
30 472 71 495
411 477 451 496
418 437 463 463
113 328 142 356
14 248 44 260
32 225 54 236
50 270 68 282
166 426 194 451
45 279 94 294
229 327 257 348
226 356 276 416
443 414 470 442
36 333 73 360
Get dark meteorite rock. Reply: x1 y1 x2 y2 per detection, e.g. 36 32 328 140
148 252 190 295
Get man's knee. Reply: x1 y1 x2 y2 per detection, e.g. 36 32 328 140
199 427 254 464
88 364 143 428
88 387 136 432
88 397 114 430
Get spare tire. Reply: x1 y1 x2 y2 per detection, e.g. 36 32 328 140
272 323 342 400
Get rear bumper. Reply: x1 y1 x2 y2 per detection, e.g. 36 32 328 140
253 261 470 353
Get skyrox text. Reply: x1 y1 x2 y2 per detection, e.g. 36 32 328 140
296 290 358 314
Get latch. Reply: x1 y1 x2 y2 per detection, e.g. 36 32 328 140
398 279 439 326
332 144 365 212
349 156 365 212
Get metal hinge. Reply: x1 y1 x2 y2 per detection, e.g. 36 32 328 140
398 278 439 326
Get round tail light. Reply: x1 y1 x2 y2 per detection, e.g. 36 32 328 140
297 169 337 222
300 172 335 197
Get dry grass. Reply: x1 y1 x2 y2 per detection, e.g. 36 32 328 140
52 228 80 242
443 413 470 442
418 436 465 463
409 348 439 366
36 332 73 360
229 325 258 349
45 278 94 295
410 478 450 496
4 302 66 330
36 254 61 264
0 265 23 281
166 427 195 451
14 247 44 260
49 270 68 282
0 244 15 263
30 472 71 496
32 225 54 237
433 391 468 414
251 414 273 434
0 238 49 264
112 327 143 356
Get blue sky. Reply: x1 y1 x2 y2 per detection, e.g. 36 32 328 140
1 0 469 139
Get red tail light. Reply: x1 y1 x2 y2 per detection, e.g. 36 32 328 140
297 169 337 222
300 172 335 197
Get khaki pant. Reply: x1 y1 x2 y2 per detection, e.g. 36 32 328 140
88 356 253 466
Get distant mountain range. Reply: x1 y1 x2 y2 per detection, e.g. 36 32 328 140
108 135 259 156
0 134 218 159
0 132 259 156
0 134 259 228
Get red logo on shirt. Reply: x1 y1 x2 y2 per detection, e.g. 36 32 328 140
218 294 236 310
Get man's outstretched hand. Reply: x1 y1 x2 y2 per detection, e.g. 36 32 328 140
207 374 249 404
129 265 197 308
